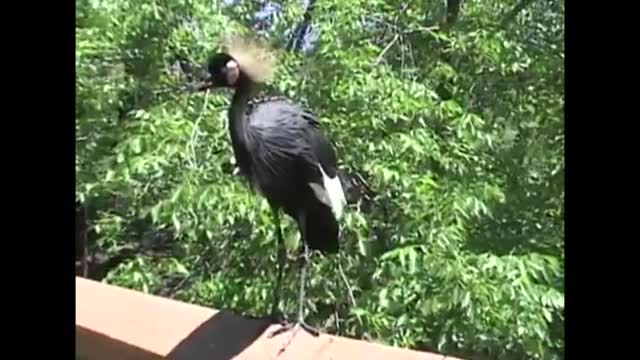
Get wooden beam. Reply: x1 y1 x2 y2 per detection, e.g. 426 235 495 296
76 277 462 360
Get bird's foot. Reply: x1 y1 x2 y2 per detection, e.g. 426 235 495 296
267 310 289 326
268 318 320 338
268 317 320 356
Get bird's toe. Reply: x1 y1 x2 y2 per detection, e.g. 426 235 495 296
298 320 320 337
268 310 289 326
267 321 295 338
268 320 322 355
267 318 320 339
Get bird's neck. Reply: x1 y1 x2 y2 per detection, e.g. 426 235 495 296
228 80 257 147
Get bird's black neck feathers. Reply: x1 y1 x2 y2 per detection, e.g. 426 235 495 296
228 80 257 147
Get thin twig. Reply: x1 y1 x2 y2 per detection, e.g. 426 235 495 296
153 83 192 97
375 34 400 64
354 171 376 198
372 0 439 66
166 255 202 299
398 0 413 13
375 0 412 65
338 260 356 307
407 35 417 73
400 34 406 69
402 25 441 36
187 90 210 169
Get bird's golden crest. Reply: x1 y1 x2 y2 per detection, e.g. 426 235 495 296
221 34 277 84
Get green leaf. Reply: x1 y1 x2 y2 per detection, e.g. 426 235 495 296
379 288 389 309
407 248 417 273
350 308 369 317
131 137 142 154
172 213 181 233
105 169 115 182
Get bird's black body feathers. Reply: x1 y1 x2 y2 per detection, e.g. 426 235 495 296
232 95 341 253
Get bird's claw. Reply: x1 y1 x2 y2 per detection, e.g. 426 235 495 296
268 318 321 356
268 318 320 338
298 321 320 337
268 311 289 326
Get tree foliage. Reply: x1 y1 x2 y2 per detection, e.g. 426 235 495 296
76 0 564 359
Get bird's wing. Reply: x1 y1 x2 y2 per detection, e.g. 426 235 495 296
305 126 346 219
247 100 346 217
245 101 318 180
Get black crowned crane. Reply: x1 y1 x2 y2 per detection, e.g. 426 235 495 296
190 36 347 337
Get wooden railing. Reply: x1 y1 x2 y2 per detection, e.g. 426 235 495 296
75 276 461 359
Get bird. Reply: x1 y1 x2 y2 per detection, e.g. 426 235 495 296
189 35 347 338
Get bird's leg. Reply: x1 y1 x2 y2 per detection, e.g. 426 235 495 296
268 212 320 341
269 208 288 325
268 242 321 344
294 241 320 336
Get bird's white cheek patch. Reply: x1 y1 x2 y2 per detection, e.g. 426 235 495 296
225 60 240 85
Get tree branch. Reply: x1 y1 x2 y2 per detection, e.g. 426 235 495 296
375 34 400 64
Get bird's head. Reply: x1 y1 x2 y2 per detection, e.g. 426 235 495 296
191 35 276 91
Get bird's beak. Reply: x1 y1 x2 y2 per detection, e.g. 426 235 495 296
186 75 214 92
153 65 215 97
183 63 217 93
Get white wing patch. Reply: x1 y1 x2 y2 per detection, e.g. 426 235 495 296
308 163 347 219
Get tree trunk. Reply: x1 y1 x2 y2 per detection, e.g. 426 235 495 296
446 0 462 26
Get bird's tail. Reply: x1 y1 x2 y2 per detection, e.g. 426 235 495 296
302 199 340 254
